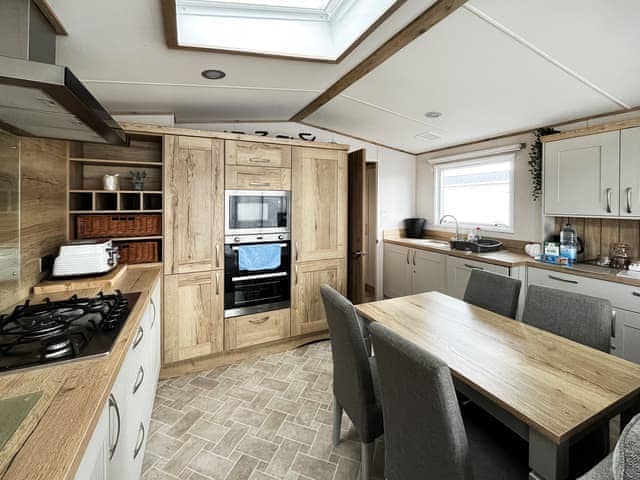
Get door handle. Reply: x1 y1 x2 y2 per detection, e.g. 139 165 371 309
249 158 270 163
606 187 612 213
412 251 416 266
464 264 483 270
108 394 121 460
548 274 578 285
295 265 299 285
133 365 145 395
406 250 410 264
627 187 633 214
132 326 144 350
611 310 617 338
216 272 220 295
295 242 300 261
215 244 220 268
133 423 146 459
150 297 157 330
249 316 270 325
352 251 368 257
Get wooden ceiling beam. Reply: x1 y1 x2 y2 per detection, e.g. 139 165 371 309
290 0 467 122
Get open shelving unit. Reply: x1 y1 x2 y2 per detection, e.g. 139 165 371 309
67 135 164 264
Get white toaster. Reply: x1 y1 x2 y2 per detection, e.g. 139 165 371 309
53 240 120 277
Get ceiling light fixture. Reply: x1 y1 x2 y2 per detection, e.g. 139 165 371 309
425 111 442 118
201 69 226 80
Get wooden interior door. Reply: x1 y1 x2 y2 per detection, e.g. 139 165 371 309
292 259 345 335
164 135 224 274
163 271 223 363
292 147 347 262
348 149 366 304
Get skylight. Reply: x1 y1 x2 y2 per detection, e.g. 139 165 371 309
173 0 398 61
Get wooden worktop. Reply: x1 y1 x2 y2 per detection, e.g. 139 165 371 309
384 236 640 288
356 292 640 444
0 265 161 480
383 236 531 267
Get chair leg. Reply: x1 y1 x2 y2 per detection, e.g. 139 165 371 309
360 441 374 480
333 395 343 446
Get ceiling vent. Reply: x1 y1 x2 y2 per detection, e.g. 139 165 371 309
415 131 442 141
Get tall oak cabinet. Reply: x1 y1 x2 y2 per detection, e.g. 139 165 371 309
160 131 347 372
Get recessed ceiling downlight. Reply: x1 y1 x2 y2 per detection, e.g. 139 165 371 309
425 111 442 118
202 69 226 80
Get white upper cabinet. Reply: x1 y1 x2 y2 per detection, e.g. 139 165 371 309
620 127 640 218
544 131 620 216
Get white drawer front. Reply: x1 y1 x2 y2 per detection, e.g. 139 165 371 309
527 267 640 314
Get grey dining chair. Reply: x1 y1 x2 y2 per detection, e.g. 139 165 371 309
320 285 383 480
580 413 640 480
522 285 613 352
369 321 529 480
463 269 522 319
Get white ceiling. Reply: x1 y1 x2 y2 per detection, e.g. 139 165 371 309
49 0 640 153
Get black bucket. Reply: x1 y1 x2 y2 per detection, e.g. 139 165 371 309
404 218 426 238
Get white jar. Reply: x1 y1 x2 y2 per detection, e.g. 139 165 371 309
102 174 119 191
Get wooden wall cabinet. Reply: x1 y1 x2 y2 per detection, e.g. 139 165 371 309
225 165 291 190
292 258 345 335
290 146 348 336
225 140 291 168
164 135 224 275
164 271 224 364
292 147 347 262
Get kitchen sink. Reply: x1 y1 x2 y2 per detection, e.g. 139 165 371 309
416 239 451 249
449 238 503 253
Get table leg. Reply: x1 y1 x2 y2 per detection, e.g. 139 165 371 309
621 397 640 430
528 429 569 480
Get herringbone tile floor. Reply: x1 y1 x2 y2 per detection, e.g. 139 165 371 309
142 340 384 480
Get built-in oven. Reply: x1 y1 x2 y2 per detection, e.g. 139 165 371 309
225 190 290 236
224 233 291 318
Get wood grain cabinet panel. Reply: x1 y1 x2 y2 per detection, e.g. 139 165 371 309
164 271 224 364
292 259 345 335
225 140 291 168
225 308 291 351
292 147 347 262
225 165 291 190
164 135 224 274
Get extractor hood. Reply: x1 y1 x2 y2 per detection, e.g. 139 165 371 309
0 0 126 145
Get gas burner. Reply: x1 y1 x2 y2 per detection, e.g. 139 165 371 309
0 291 140 374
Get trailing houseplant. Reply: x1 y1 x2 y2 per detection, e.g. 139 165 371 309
528 128 558 201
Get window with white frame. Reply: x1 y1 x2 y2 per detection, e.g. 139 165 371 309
434 152 515 233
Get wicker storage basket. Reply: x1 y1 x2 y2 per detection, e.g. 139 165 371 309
116 241 159 264
76 214 162 239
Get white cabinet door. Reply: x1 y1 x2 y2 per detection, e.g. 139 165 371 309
75 404 109 480
446 256 509 300
612 309 640 363
383 243 411 298
544 131 620 216
620 127 640 217
411 249 446 295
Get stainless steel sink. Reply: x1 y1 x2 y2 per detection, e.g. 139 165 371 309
449 238 503 253
415 239 451 250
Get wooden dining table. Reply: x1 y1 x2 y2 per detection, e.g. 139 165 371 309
355 291 640 480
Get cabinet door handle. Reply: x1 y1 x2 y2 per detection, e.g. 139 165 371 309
215 243 220 268
464 263 483 270
150 297 157 330
412 251 416 266
606 187 612 213
632 291 640 297
295 265 299 285
249 182 271 187
249 316 270 325
133 365 145 395
249 158 270 163
627 187 633 214
295 242 300 261
133 423 146 460
548 274 578 284
133 326 144 350
216 272 220 295
406 250 410 264
611 310 617 338
108 394 121 460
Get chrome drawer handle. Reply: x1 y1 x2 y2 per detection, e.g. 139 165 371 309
464 264 483 270
150 297 157 330
606 187 612 213
249 316 270 325
108 394 121 460
133 366 145 395
133 423 145 460
548 275 578 284
133 326 144 350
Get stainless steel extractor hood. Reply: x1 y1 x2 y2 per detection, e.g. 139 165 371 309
0 0 126 145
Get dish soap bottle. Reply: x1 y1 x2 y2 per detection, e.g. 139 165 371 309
560 223 578 265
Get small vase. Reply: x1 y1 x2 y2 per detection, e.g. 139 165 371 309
132 181 144 191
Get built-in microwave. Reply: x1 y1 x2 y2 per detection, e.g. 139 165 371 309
225 190 290 236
